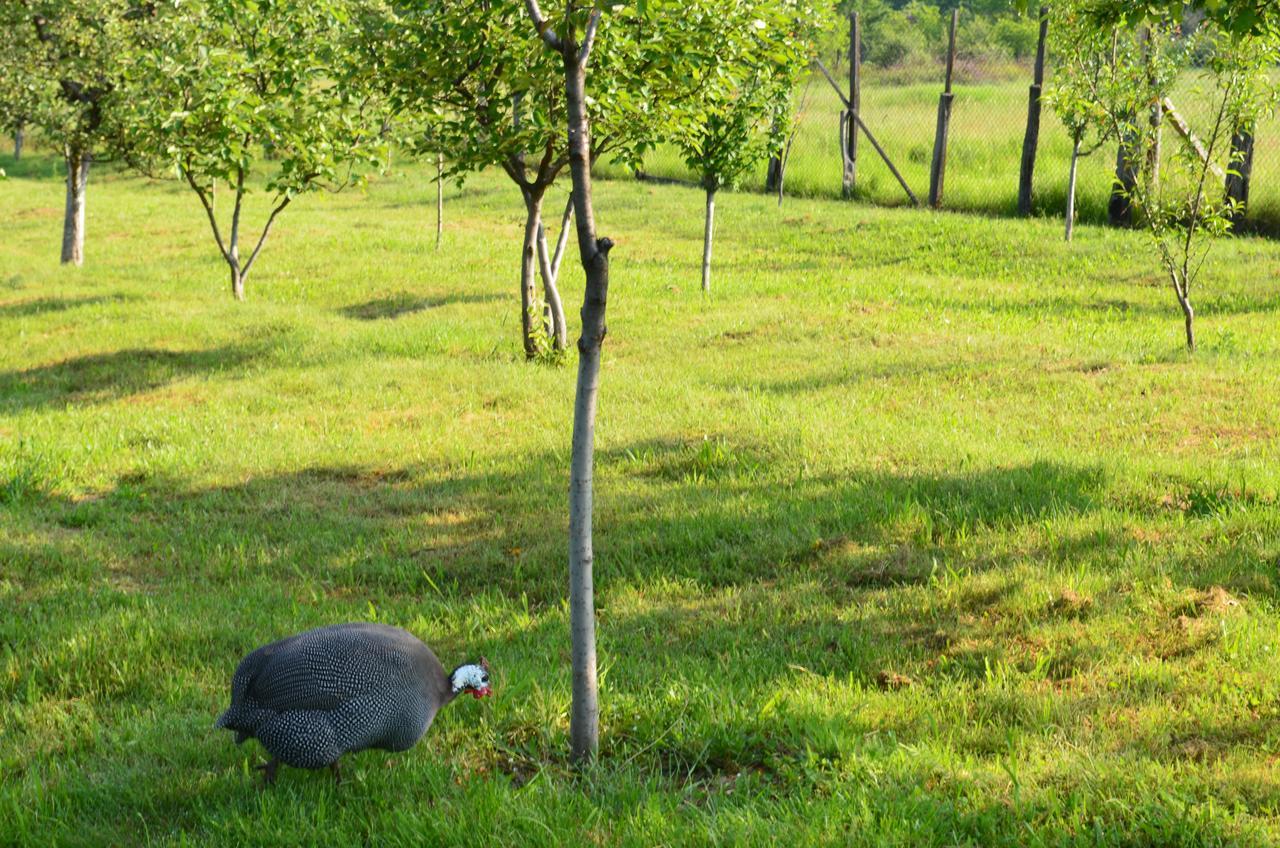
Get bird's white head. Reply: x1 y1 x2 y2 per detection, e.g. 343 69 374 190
450 657 493 699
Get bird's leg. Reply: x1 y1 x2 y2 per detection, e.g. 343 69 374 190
254 758 280 788
329 761 343 786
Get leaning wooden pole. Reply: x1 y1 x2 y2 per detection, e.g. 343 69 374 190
1017 5 1050 216
929 9 959 209
815 58 919 206
841 12 861 197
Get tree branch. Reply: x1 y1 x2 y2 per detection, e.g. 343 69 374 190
525 0 563 50
241 196 293 279
579 8 602 66
182 164 230 263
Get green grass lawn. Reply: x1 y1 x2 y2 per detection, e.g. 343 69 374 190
3 149 1280 846
609 70 1280 235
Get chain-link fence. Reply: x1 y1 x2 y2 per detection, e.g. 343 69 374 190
601 10 1280 236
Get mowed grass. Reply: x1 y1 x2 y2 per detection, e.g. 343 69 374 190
610 69 1280 235
3 147 1280 846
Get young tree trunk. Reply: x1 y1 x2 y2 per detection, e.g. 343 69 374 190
436 152 444 249
229 261 245 301
520 190 546 358
13 125 23 161
1065 136 1081 243
61 148 90 266
561 20 609 765
1175 283 1195 351
535 221 568 351
550 193 573 282
228 170 247 301
701 186 716 294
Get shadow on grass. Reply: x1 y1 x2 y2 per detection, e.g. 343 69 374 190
0 345 259 412
0 294 134 319
338 291 502 320
6 450 1279 842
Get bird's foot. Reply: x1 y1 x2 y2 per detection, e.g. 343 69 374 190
254 758 280 789
329 761 343 786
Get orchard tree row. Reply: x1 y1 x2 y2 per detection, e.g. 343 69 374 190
0 0 820 356
2 0 1277 763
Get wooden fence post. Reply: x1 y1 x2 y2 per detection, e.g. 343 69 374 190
841 12 861 198
1109 134 1137 227
765 148 782 193
1225 126 1254 227
929 9 959 208
1017 5 1049 216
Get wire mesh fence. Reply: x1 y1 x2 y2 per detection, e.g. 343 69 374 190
600 10 1280 236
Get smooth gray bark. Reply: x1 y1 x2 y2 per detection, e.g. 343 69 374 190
13 126 23 161
701 187 716 294
528 0 606 763
550 194 573 283
1066 136 1081 243
520 190 545 358
535 220 568 350
61 148 89 266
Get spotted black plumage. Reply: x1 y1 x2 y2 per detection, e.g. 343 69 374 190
216 623 489 781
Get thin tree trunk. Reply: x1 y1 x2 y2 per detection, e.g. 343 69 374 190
536 221 568 351
557 8 609 765
701 186 716 294
61 148 89 266
1173 274 1195 351
520 190 545 358
228 168 246 301
551 194 573 282
436 152 444 249
1066 136 1081 243
13 125 23 161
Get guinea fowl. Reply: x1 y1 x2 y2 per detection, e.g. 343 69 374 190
215 622 491 785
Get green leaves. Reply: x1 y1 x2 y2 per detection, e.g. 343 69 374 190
117 0 385 198
671 0 823 191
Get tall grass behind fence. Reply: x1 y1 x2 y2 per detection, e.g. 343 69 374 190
599 26 1280 236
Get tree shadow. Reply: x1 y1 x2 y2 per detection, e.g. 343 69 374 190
338 291 503 321
9 448 1280 839
0 345 259 412
0 294 134 319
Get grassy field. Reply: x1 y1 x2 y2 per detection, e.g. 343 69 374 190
607 70 1280 235
3 148 1280 846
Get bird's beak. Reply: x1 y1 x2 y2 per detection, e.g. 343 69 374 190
471 686 492 699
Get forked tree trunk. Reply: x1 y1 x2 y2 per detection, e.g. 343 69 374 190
701 186 716 294
61 148 90 266
228 257 245 301
1065 135 1081 243
13 125 23 161
520 190 546 358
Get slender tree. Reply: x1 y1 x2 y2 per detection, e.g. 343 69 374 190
369 0 747 358
1069 18 1279 350
675 1 817 293
117 0 384 301
0 1 143 265
1046 6 1124 242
